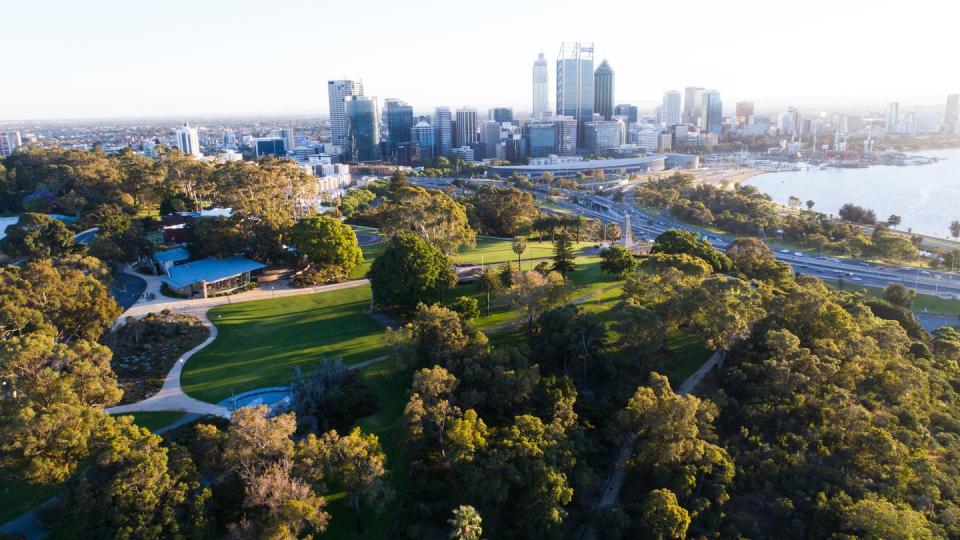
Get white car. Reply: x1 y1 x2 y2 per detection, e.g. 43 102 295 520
780 249 791 254
794 252 803 257
851 276 862 281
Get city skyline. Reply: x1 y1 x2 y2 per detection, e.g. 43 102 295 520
2 0 958 121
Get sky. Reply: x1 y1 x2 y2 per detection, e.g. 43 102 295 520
2 0 959 120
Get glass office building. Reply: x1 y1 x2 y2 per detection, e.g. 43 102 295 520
556 42 594 146
412 121 436 160
345 96 381 162
702 90 723 136
384 99 414 156
524 121 557 158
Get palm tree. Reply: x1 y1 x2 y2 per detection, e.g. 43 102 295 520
449 505 482 540
511 236 528 270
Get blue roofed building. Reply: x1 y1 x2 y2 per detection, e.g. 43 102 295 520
161 256 265 298
152 247 191 274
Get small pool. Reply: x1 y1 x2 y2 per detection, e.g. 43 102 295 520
220 387 292 413
111 272 147 310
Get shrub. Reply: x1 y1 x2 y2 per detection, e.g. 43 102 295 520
291 265 349 287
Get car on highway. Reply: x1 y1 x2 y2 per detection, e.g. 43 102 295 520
781 249 791 254
794 252 803 257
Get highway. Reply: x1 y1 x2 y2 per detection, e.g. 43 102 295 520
410 176 960 301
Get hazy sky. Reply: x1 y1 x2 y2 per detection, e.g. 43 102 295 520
2 0 958 120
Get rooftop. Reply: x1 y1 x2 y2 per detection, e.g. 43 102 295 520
491 154 666 172
163 256 266 289
153 247 191 264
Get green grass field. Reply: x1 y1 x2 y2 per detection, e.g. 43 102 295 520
824 281 960 317
181 286 388 403
126 411 185 432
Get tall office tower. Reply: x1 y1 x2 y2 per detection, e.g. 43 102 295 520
683 86 705 125
556 42 594 145
613 104 638 124
555 116 578 156
0 131 22 157
593 60 615 120
278 128 294 154
175 124 202 157
384 99 414 158
661 90 682 126
480 120 501 159
524 120 558 157
222 128 238 148
455 108 478 149
886 102 900 133
412 121 436 160
344 96 380 162
701 90 723 135
434 107 453 156
490 107 514 123
943 94 959 134
735 101 755 126
532 52 550 118
787 106 801 138
327 80 364 148
583 120 621 153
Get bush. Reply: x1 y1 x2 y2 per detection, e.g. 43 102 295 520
450 296 480 320
291 265 349 287
290 360 377 435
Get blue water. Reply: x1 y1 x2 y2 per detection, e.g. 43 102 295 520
747 148 960 238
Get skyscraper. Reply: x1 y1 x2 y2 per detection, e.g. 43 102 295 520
490 107 514 124
532 52 549 118
278 128 294 154
886 102 900 133
384 99 414 158
524 120 558 158
613 104 638 124
175 124 201 157
593 60 615 120
943 94 959 134
556 42 594 145
455 108 478 149
735 101 755 126
555 116 578 156
480 120 501 160
327 80 364 149
701 90 722 135
0 131 22 157
344 96 380 162
412 121 436 160
683 86 705 126
661 90 682 126
434 107 453 157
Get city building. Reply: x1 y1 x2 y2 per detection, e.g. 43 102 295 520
490 107 514 123
384 99 414 158
555 116 578 156
735 101 755 126
412 121 436 160
556 42 594 145
328 80 364 149
434 107 453 157
524 120 558 158
583 120 621 153
683 87 705 125
344 96 380 162
701 90 723 135
657 132 673 151
593 60 615 120
0 131 22 157
943 94 959 134
886 102 900 133
455 107 477 149
255 137 286 158
175 124 202 157
278 128 294 154
532 52 550 118
489 154 666 179
480 120 501 160
450 146 475 162
661 90 682 126
613 104 638 124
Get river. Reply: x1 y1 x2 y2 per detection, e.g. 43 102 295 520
746 148 960 238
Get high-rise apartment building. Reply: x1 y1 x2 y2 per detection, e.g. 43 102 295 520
556 42 594 145
735 101 755 126
593 60 615 121
886 102 900 133
683 86 705 125
175 124 201 157
661 90 682 126
490 107 514 124
613 104 638 124
434 107 453 157
412 121 436 160
943 94 959 134
344 96 380 162
0 131 22 157
278 128 294 154
455 108 478 149
480 120 501 160
532 52 550 118
327 80 364 149
701 90 723 135
384 99 414 158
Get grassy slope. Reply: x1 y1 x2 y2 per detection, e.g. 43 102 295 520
181 285 388 403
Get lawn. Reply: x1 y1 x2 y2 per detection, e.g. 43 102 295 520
452 236 594 268
126 411 186 432
0 481 57 524
181 285 388 403
826 281 960 316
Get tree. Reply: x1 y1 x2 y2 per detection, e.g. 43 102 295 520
806 200 815 211
651 229 731 273
689 276 764 361
450 296 480 320
787 195 801 209
448 505 483 540
511 236 527 270
884 283 916 308
380 186 475 255
950 220 960 239
470 186 538 237
402 366 461 461
641 252 713 278
290 215 364 274
300 427 392 533
368 233 456 316
391 303 489 373
83 203 131 237
0 213 74 259
187 216 245 259
476 267 502 316
725 237 791 282
600 246 637 278
221 406 296 482
530 305 606 377
551 231 576 277
887 214 902 227
640 489 691 540
507 270 571 327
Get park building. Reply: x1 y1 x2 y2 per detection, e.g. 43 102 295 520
488 154 666 179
